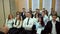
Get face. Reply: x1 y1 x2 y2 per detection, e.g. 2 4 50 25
52 16 57 21
42 12 45 16
22 8 25 12
38 17 42 23
9 15 13 19
28 13 31 18
16 15 20 19
36 13 38 18
43 8 45 10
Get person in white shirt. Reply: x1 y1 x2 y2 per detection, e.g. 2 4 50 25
13 15 23 28
42 11 48 25
5 14 14 29
33 13 40 24
41 14 60 34
23 12 34 34
40 8 45 14
35 16 45 34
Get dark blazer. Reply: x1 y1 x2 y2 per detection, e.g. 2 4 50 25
21 12 26 20
41 21 60 34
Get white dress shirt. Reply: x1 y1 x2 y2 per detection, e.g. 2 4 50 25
43 15 48 25
13 19 22 28
23 17 34 30
51 21 57 34
5 19 14 29
33 17 38 24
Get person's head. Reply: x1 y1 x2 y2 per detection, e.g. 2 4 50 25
16 11 20 15
36 9 40 13
35 13 39 18
16 15 21 20
42 8 45 10
42 11 45 17
38 16 45 27
8 14 13 20
45 10 48 16
52 14 57 21
26 12 31 18
22 8 25 12
51 8 54 11
29 8 32 11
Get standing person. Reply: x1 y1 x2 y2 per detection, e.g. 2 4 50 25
42 11 48 25
23 12 34 34
41 14 60 34
21 8 26 20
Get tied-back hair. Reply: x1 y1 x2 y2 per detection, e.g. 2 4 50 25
8 14 13 20
38 16 45 27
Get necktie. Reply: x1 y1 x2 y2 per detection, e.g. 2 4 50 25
27 18 29 25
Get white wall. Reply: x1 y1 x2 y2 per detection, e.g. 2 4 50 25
55 0 60 16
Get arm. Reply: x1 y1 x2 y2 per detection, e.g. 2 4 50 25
41 21 50 34
26 19 34 28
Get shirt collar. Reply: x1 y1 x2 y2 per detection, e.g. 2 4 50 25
52 20 56 24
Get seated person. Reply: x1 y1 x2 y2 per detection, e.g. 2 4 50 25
5 14 14 29
36 16 45 30
35 16 45 34
23 12 34 34
41 14 60 34
49 11 59 22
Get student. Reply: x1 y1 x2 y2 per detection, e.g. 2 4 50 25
5 14 14 29
49 11 59 22
36 16 45 30
42 11 48 25
21 8 26 20
36 16 45 34
40 8 45 14
41 14 60 34
23 12 34 34
9 15 23 34
45 10 48 16
13 15 22 28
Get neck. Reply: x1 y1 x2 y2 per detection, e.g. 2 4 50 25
52 20 56 22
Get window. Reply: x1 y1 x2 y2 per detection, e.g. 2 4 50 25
32 0 39 11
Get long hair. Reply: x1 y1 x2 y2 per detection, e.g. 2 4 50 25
16 14 21 21
8 14 13 20
38 16 45 27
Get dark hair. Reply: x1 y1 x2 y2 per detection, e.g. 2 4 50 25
22 8 25 9
16 15 21 20
38 16 45 27
45 10 48 16
16 11 20 15
35 13 41 18
42 11 45 13
52 11 57 16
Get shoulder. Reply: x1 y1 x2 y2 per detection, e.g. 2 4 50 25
47 21 52 25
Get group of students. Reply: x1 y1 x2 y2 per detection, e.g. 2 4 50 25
0 8 60 34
